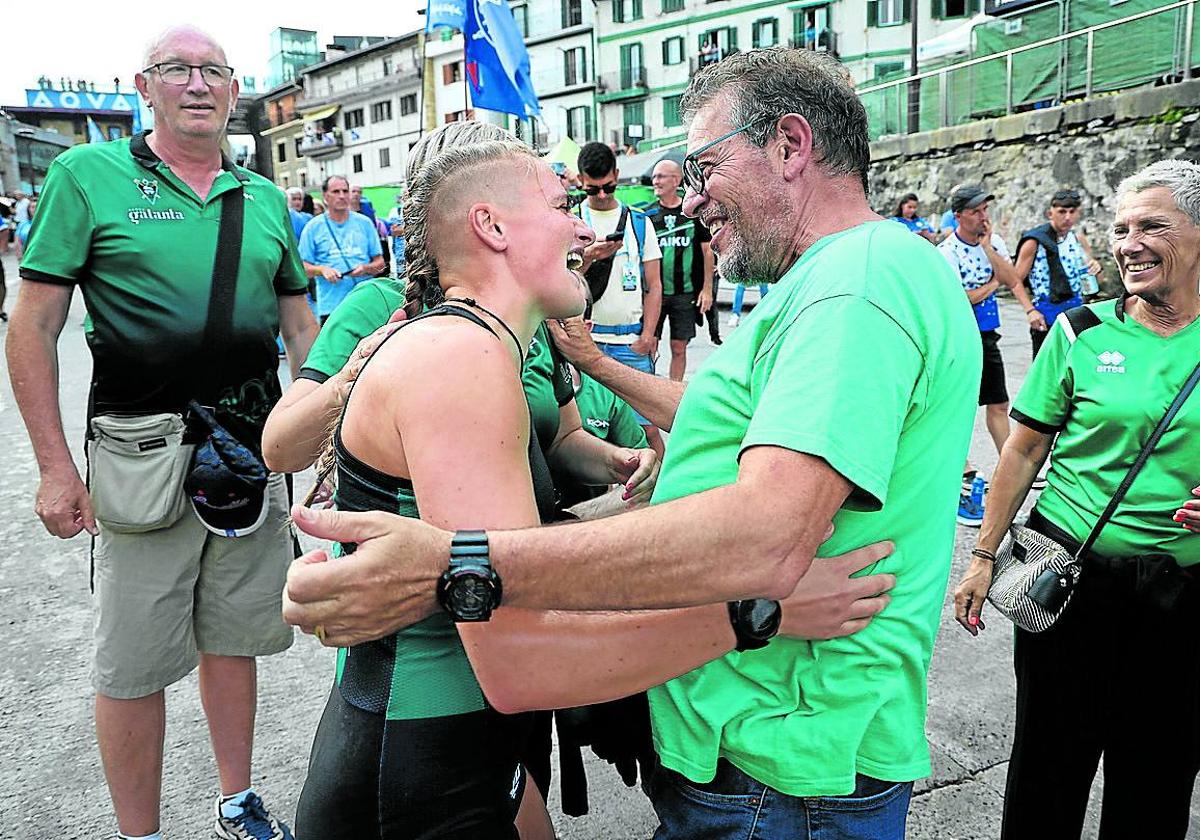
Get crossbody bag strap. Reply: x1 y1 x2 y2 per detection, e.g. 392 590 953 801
322 215 358 276
1075 357 1200 558
198 185 246 402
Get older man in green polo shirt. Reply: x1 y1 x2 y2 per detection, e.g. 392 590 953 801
6 25 316 840
282 47 981 840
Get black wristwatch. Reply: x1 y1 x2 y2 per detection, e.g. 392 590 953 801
727 599 782 652
437 530 503 622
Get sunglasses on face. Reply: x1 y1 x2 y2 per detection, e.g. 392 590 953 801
582 182 618 196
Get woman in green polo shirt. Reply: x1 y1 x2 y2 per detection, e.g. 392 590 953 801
952 160 1200 840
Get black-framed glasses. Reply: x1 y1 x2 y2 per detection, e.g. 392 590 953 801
143 62 235 87
682 119 770 196
582 181 618 196
566 191 587 209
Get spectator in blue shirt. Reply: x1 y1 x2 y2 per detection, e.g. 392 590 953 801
298 175 385 323
286 187 313 241
890 193 937 243
14 195 36 255
385 190 406 278
350 184 377 223
940 207 958 239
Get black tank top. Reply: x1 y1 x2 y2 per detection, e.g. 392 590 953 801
333 304 557 716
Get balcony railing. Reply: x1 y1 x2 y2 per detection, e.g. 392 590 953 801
788 31 838 55
857 0 1198 140
597 67 648 100
620 65 648 89
299 129 343 157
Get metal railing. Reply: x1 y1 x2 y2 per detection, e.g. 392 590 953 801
858 0 1198 140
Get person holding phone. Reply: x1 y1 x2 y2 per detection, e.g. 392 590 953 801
298 175 385 324
574 142 665 457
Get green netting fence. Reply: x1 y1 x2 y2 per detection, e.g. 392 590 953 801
860 0 1198 140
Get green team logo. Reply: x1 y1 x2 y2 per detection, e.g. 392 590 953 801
134 178 160 205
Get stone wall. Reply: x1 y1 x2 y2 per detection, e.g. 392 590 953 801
867 79 1200 292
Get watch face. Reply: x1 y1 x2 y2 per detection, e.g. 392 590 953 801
441 570 497 621
743 599 781 639
452 578 489 617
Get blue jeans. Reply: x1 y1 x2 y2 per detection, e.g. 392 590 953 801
732 284 769 317
651 760 913 840
598 342 655 424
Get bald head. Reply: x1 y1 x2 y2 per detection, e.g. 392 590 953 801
651 158 684 204
143 25 227 68
653 160 683 179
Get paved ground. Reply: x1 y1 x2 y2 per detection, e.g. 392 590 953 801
1 251 1197 838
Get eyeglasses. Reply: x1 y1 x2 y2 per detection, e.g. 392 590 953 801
143 62 235 87
566 191 587 209
682 119 771 196
582 182 618 196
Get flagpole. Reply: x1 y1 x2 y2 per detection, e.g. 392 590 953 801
464 33 472 120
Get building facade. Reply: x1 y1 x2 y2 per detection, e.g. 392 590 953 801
593 0 976 151
512 0 600 148
4 82 143 145
295 32 427 190
256 81 307 188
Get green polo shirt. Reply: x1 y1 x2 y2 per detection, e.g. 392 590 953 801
647 220 981 796
1012 298 1200 565
574 372 647 449
298 278 407 382
20 131 307 447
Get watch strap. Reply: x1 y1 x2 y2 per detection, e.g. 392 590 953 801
450 530 490 570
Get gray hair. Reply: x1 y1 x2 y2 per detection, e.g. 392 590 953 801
1115 159 1200 226
681 47 869 189
285 186 304 199
402 122 524 315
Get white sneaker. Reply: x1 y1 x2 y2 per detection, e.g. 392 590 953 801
728 314 740 328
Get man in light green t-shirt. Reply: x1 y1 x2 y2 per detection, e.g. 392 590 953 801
281 48 981 840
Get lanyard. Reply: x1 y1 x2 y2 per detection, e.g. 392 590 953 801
322 215 358 276
581 204 638 274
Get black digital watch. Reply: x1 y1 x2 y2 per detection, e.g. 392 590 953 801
727 599 782 652
437 530 503 622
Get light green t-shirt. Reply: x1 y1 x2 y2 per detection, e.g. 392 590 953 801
1012 298 1200 565
647 220 981 796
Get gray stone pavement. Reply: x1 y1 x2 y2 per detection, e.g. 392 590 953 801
0 250 1196 838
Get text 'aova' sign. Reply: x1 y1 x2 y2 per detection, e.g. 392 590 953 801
25 89 139 113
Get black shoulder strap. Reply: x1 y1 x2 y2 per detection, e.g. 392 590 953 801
198 186 245 402
1062 305 1101 343
614 205 630 238
1076 357 1200 558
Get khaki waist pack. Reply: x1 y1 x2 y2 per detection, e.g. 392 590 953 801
87 412 194 533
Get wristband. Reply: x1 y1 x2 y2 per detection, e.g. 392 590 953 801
971 547 997 562
1024 308 1036 315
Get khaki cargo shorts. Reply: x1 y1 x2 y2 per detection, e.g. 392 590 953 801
91 473 295 699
